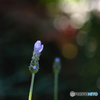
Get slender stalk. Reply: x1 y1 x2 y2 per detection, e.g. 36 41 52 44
54 73 58 100
28 73 35 100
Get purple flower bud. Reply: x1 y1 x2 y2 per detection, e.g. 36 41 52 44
53 57 61 73
34 40 44 53
28 66 30 68
55 57 60 62
33 65 37 70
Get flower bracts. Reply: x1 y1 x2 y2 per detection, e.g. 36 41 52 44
29 40 44 74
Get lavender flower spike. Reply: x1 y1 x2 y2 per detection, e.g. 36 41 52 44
34 40 44 53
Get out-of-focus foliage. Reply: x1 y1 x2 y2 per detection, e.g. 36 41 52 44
0 0 100 100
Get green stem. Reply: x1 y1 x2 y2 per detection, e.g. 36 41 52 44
54 73 58 100
28 73 35 100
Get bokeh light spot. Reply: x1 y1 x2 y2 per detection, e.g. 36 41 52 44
97 77 100 89
90 62 99 75
85 37 97 58
85 51 96 58
76 32 88 46
54 15 69 31
70 13 89 29
62 43 78 59
86 38 97 52
81 61 99 77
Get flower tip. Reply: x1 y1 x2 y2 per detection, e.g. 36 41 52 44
55 57 60 62
34 40 41 48
36 40 41 44
34 40 44 53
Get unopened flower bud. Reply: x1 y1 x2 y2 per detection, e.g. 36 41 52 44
34 40 44 54
53 57 61 74
55 57 60 62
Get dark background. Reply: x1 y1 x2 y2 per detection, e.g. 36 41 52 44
0 0 100 100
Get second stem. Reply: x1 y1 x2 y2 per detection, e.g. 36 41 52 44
54 73 58 100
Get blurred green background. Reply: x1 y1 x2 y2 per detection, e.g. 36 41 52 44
0 0 100 100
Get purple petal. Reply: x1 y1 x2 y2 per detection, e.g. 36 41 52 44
39 45 44 53
33 65 37 69
55 57 60 62
34 40 41 49
34 40 44 53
